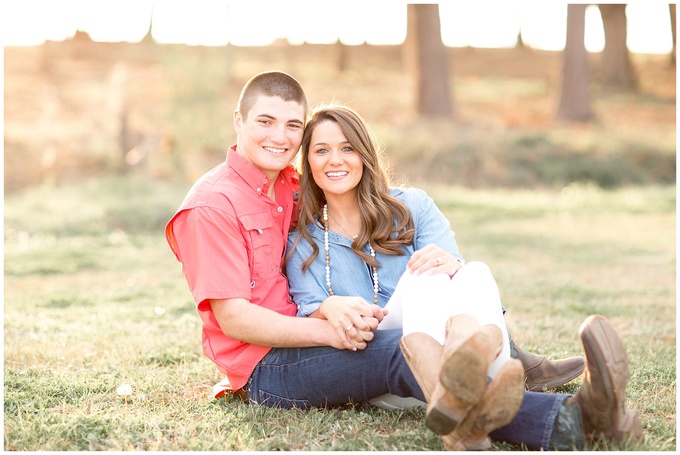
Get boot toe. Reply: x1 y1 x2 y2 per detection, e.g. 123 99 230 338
575 315 643 446
525 356 585 391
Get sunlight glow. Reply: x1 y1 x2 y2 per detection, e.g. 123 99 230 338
1 0 674 54
152 0 229 46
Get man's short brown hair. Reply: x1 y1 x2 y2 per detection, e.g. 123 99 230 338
236 71 307 120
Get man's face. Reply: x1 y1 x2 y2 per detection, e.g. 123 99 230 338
234 95 305 181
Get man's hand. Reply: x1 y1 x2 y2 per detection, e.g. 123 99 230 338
313 296 388 351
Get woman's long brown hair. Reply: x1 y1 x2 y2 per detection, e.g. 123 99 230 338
288 104 415 272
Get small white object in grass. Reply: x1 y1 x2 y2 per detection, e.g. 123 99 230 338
154 306 166 315
116 383 132 396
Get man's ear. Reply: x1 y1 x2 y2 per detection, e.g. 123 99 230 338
234 110 242 134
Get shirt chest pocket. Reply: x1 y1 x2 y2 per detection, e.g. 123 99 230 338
241 212 277 280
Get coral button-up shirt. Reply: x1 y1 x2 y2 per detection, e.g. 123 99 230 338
166 146 299 391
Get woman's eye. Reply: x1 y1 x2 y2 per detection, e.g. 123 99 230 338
342 146 354 153
315 148 328 155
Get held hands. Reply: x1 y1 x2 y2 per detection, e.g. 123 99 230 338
319 296 388 351
407 243 464 278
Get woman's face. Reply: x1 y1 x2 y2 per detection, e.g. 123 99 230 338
307 120 363 200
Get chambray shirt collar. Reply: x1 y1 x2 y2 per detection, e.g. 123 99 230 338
226 145 297 195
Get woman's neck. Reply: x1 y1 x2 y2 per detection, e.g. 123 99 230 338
325 196 362 239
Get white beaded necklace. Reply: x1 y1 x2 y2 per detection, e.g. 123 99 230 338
323 204 379 305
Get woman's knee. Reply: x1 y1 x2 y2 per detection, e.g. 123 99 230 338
464 261 491 275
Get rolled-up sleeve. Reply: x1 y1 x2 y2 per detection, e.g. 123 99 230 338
286 232 330 317
408 189 465 262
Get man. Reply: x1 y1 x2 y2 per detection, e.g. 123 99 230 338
166 71 641 449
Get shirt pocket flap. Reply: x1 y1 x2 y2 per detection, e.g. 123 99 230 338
240 212 273 232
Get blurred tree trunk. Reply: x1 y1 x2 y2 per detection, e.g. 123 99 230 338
556 4 595 122
404 4 453 118
335 40 349 73
141 2 154 43
598 4 637 91
670 4 676 65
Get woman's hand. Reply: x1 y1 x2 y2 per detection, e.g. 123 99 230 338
407 243 464 278
316 296 388 350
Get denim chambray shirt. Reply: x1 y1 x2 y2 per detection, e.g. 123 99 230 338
286 187 464 317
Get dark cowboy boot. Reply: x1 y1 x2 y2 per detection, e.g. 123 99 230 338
550 315 643 449
510 337 585 391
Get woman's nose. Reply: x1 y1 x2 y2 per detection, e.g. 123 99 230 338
328 150 343 164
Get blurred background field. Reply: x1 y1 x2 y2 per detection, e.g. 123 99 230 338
3 17 677 451
4 39 675 192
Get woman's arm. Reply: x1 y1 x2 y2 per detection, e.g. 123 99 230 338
286 231 387 344
404 188 466 277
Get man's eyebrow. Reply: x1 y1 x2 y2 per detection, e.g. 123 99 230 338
254 113 304 125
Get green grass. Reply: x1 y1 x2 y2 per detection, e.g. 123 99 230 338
4 175 676 450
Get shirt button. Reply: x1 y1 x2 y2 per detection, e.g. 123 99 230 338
256 188 261 192
277 207 283 213
263 178 268 184
250 281 256 288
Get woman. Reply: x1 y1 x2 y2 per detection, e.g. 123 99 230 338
285 103 524 443
285 104 643 450
287 105 510 365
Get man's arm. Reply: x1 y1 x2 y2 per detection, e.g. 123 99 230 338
210 298 366 351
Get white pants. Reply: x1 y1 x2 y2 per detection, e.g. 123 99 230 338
378 261 510 378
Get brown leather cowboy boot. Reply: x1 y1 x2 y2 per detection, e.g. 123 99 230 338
400 332 472 435
399 332 443 402
441 358 525 450
399 319 503 437
511 337 585 391
427 316 503 435
560 315 643 448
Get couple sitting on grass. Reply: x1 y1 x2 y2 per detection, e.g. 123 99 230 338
165 70 643 450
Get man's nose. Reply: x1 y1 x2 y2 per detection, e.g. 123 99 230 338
270 125 287 143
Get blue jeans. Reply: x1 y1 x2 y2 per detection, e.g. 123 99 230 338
247 328 568 450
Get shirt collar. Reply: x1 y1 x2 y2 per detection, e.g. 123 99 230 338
226 145 298 194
